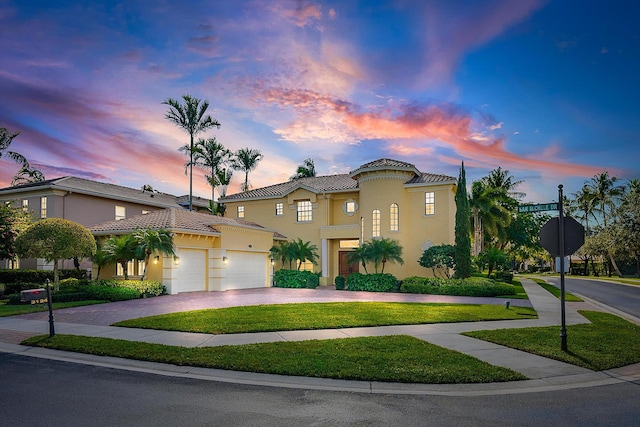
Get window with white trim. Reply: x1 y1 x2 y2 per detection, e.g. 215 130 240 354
22 199 28 212
425 192 435 215
275 202 283 216
372 209 381 238
390 203 399 232
297 200 312 222
115 205 126 220
40 197 47 218
237 206 245 218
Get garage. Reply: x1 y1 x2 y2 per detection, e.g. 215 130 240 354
173 248 207 293
224 251 269 290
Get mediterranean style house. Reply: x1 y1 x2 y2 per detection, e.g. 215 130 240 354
220 158 458 285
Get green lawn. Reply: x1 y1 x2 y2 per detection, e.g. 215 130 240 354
464 311 640 370
113 302 537 334
529 278 583 302
0 299 107 317
22 334 526 384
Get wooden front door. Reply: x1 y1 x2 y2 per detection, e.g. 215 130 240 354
339 251 359 278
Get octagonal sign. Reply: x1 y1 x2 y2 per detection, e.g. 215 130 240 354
539 216 585 257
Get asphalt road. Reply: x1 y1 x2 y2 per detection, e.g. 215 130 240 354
545 276 640 319
2 353 639 427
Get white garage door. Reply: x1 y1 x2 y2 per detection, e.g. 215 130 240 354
224 251 268 290
174 249 207 293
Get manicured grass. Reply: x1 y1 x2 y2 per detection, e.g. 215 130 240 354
21 334 527 384
464 311 640 370
113 302 537 334
0 300 107 317
529 278 583 302
501 278 527 299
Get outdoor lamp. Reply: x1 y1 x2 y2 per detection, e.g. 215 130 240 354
154 256 159 264
223 256 228 265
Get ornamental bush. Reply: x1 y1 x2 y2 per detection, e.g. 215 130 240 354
273 270 319 289
85 285 140 302
334 275 346 290
0 269 87 284
346 273 399 292
400 276 516 297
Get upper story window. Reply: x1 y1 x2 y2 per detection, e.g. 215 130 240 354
390 203 399 232
297 200 312 222
142 210 150 215
115 205 126 220
372 209 381 238
425 192 435 215
22 199 28 212
237 206 245 218
275 202 283 216
40 197 47 219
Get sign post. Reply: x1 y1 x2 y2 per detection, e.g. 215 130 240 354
558 185 567 351
45 279 55 338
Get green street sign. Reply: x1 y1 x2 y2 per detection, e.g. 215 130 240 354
517 203 559 213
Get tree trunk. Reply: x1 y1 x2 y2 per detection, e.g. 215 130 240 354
53 259 60 291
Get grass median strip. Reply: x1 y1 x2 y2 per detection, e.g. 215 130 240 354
113 302 537 334
529 278 583 302
0 300 107 317
21 334 527 384
464 311 640 370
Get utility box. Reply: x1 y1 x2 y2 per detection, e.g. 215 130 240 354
20 289 48 304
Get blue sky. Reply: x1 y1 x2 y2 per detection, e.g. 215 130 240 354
1 0 638 202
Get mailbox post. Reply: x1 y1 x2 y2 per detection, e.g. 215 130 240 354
45 279 55 337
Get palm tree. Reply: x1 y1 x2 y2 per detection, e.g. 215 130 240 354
91 243 110 280
291 238 319 270
290 158 316 180
367 237 404 273
11 164 45 186
0 127 28 165
346 242 371 274
232 147 263 192
163 95 220 211
213 167 233 216
102 234 138 279
469 180 510 255
270 240 299 270
571 185 597 233
180 137 231 213
133 228 176 280
482 167 525 207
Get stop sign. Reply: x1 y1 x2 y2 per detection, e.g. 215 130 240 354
539 216 585 257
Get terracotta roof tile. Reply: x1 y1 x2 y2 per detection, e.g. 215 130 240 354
220 174 358 201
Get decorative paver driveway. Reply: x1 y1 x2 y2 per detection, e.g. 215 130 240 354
14 286 531 326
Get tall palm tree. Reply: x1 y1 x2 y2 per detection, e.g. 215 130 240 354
482 167 525 207
367 237 404 273
11 164 45 186
290 158 316 180
232 147 263 191
103 234 138 280
133 228 176 280
163 95 220 211
571 185 597 233
180 137 231 213
469 180 510 255
0 127 28 165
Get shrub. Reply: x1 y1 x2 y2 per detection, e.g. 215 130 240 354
0 269 86 284
273 270 319 289
492 271 514 284
334 275 346 290
116 280 166 297
346 273 399 292
4 282 43 295
400 276 516 297
85 285 140 302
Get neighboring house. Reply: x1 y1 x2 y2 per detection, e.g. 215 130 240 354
0 176 186 270
90 208 282 294
219 158 458 284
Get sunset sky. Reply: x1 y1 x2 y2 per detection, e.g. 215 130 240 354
1 0 638 203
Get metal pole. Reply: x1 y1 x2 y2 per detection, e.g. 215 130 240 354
45 278 55 337
558 185 567 351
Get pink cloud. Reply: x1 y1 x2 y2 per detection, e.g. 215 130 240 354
282 2 322 27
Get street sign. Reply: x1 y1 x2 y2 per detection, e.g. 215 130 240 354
539 216 585 257
517 203 559 213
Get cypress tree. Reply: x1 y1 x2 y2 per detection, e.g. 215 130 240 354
454 161 472 278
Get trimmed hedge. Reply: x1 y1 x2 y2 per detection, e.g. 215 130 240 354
84 286 140 301
334 275 346 290
273 270 319 289
0 269 87 283
346 273 399 292
400 276 516 297
492 271 514 283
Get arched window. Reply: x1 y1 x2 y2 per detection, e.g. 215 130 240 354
390 203 399 232
372 209 381 238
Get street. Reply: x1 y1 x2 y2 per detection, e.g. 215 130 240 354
545 276 640 319
2 353 639 426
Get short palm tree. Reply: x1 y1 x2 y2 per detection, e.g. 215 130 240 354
163 95 220 211
291 238 319 270
180 137 231 213
367 237 404 273
270 241 295 270
290 158 316 180
91 244 110 280
346 242 371 274
232 147 263 191
133 228 176 280
102 234 138 279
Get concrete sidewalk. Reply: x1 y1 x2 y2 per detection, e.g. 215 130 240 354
1 278 639 395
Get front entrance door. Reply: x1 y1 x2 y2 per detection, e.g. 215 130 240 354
339 251 359 278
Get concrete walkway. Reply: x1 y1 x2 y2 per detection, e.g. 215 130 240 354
1 278 639 395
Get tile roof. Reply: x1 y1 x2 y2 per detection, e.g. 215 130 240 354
405 172 457 185
90 208 278 236
220 174 358 201
0 176 180 208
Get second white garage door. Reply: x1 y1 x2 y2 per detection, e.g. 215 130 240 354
224 251 268 290
173 248 207 293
